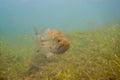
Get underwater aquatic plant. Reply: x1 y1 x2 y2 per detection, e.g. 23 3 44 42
1 26 120 80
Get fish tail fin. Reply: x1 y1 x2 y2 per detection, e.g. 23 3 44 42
33 26 41 42
34 26 41 52
34 26 39 35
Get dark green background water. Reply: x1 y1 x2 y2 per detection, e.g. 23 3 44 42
0 0 120 35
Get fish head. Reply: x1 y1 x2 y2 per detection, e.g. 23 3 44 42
51 34 70 54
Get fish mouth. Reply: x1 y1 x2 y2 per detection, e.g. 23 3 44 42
50 44 66 54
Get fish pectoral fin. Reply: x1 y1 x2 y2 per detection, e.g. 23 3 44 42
46 52 54 58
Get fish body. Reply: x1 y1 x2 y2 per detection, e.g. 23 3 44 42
35 28 70 57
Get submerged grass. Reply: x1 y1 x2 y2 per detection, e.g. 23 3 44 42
0 25 120 80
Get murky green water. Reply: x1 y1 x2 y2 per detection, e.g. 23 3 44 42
0 0 120 80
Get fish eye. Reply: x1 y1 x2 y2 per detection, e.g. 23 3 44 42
57 39 61 42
